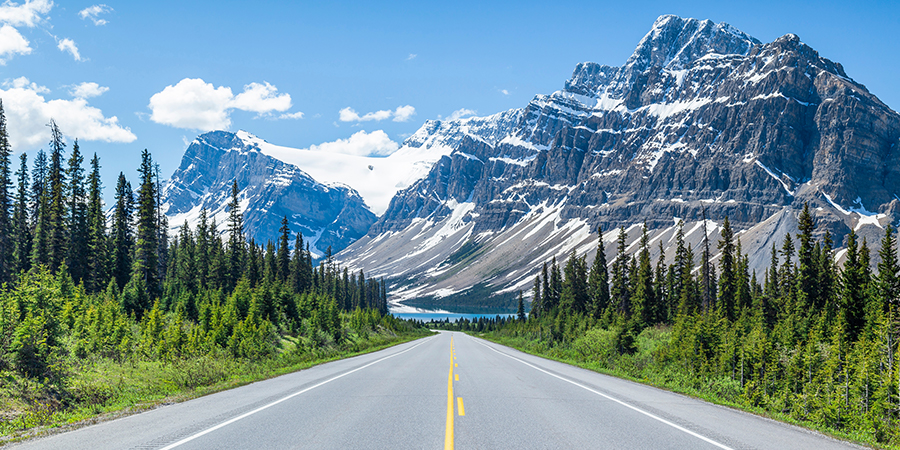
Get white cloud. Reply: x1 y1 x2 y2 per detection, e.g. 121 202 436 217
0 24 30 63
78 4 111 26
0 76 136 150
230 81 291 115
448 108 476 120
69 81 108 99
339 105 416 123
392 105 416 122
57 37 80 61
308 130 399 157
0 0 52 28
148 78 298 131
500 89 509 95
406 53 417 61
278 111 304 120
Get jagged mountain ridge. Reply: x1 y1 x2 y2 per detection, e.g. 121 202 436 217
162 131 376 257
338 15 900 312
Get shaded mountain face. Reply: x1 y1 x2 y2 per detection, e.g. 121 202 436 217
162 131 376 256
338 15 900 312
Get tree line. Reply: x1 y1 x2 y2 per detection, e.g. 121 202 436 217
0 105 395 383
468 203 900 444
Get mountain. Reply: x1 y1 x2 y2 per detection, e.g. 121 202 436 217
337 15 900 312
162 131 377 257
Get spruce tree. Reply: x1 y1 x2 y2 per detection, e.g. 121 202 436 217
796 203 819 309
631 224 655 326
517 291 526 322
277 216 290 282
85 154 109 292
12 153 31 275
588 226 610 319
717 216 736 320
66 140 88 284
530 275 542 319
842 229 868 342
195 208 210 288
611 226 631 318
226 180 244 288
46 119 68 272
133 149 160 301
876 225 899 313
110 173 134 290
30 150 49 269
701 210 712 312
0 101 12 282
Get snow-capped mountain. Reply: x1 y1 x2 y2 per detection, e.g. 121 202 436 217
162 131 377 257
337 15 900 312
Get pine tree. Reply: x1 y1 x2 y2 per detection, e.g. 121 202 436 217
631 224 655 326
701 210 712 312
277 216 290 282
611 226 631 318
110 173 133 290
517 291 526 322
85 154 109 292
195 208 210 289
588 226 610 319
133 149 160 301
66 140 88 284
530 275 542 319
226 180 244 288
842 229 868 342
46 119 68 272
30 150 49 269
796 203 819 309
876 225 899 314
0 101 12 282
12 153 31 275
717 216 736 321
548 257 562 311
561 250 587 313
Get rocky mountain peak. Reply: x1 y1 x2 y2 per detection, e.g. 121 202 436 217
626 15 760 72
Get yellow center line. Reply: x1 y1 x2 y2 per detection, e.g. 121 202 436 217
445 335 455 450
455 374 459 381
457 397 465 416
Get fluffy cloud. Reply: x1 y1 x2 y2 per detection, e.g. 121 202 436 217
70 82 108 99
500 89 509 95
0 24 30 63
339 105 416 123
78 4 111 26
0 77 136 150
406 53 417 61
447 108 476 120
0 0 52 28
308 130 399 156
57 38 81 61
148 78 299 131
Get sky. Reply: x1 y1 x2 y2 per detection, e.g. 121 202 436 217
0 0 898 204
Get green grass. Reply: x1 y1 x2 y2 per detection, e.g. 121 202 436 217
0 329 432 445
478 327 891 450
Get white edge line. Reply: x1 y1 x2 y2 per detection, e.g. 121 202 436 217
160 336 435 450
472 337 734 450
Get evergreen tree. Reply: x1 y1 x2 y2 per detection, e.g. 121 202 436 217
796 203 819 309
110 173 133 290
876 225 899 314
530 275 542 319
588 226 610 319
66 140 88 284
631 224 655 326
701 210 712 312
277 216 290 282
517 291 526 322
12 153 31 275
133 149 160 301
85 154 109 292
29 150 49 269
46 119 68 272
226 180 244 288
561 250 588 313
611 226 631 318
717 216 736 320
842 229 868 342
195 208 210 288
0 101 12 282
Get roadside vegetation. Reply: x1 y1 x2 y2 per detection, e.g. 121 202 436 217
432 206 900 449
0 113 430 442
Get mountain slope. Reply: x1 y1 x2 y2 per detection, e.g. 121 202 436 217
338 15 900 312
162 131 376 256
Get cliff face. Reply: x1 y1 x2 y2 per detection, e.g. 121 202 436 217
337 15 900 312
163 131 376 256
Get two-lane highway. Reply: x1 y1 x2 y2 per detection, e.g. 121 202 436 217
12 331 861 449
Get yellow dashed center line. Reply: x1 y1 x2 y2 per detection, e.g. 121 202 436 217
445 336 455 450
457 397 465 416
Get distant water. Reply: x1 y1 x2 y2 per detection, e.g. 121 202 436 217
394 312 517 323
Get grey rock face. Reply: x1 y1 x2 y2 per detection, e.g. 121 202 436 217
339 15 900 311
163 131 376 256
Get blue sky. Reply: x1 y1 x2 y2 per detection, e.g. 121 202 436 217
1 0 898 202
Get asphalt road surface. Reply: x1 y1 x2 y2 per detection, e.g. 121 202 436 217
11 331 861 449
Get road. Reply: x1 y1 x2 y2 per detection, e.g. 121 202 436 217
11 331 860 449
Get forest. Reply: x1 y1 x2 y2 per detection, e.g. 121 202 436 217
436 207 900 447
0 105 427 437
